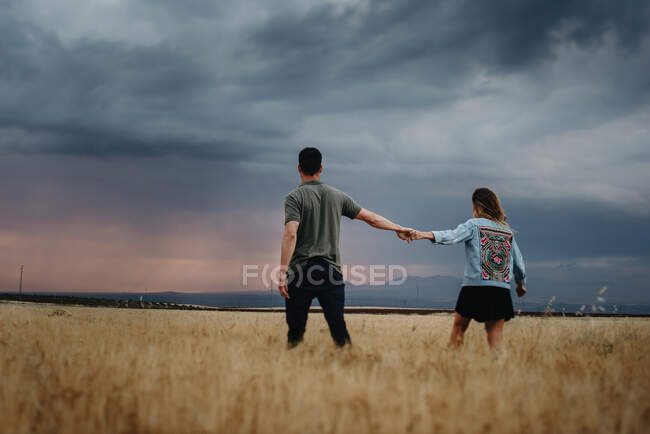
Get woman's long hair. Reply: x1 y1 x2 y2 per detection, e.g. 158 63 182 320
472 187 510 228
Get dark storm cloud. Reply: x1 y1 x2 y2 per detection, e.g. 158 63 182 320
461 0 650 68
247 0 650 99
0 18 209 105
0 10 288 160
2 0 650 160
139 0 223 18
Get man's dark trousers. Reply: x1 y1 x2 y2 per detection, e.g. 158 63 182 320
285 259 351 347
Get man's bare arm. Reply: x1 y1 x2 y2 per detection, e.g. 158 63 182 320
355 208 411 241
279 221 299 298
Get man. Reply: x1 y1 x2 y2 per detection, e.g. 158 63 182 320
279 147 411 348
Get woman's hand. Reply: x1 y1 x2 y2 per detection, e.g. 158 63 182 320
516 283 526 298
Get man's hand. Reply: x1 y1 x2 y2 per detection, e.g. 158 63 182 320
516 282 526 298
277 268 290 299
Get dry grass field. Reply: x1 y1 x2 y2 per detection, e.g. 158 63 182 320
1 302 649 434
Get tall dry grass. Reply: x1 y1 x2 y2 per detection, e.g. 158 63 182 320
1 302 649 434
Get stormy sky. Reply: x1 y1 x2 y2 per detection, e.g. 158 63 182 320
1 0 649 303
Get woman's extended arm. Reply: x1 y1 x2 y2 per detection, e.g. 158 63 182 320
409 220 475 244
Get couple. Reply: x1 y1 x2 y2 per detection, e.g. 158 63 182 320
278 147 526 349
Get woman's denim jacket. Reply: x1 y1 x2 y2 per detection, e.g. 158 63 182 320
431 218 526 290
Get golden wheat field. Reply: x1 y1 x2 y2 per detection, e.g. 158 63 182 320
1 302 649 434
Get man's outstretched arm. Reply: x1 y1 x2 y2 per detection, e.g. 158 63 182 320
355 208 411 241
279 221 299 299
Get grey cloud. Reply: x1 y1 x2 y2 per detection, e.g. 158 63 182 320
247 0 650 95
462 0 650 68
0 11 288 160
138 0 223 18
1 0 649 162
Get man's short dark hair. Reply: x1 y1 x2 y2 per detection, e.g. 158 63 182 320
298 147 322 175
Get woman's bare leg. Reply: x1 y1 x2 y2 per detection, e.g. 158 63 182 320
484 319 505 348
449 312 471 347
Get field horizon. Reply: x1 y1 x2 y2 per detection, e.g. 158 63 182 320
3 288 650 315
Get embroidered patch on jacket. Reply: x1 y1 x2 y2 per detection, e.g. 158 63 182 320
479 226 513 283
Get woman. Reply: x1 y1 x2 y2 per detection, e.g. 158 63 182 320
408 187 527 347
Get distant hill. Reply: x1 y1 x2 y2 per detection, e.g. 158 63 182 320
347 275 460 307
6 271 650 314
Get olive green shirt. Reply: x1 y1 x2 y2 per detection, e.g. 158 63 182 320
284 180 362 276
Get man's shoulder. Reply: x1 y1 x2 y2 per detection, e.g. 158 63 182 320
285 186 302 198
286 183 352 204
285 184 313 199
309 182 354 197
289 182 344 194
320 183 346 195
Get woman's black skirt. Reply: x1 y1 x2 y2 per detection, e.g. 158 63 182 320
455 285 514 322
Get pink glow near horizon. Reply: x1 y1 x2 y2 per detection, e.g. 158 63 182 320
1 210 283 293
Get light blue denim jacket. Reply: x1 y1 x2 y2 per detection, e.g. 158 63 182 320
431 217 526 289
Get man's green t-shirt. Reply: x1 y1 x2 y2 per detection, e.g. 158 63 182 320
284 180 362 276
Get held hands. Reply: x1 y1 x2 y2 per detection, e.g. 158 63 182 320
395 228 432 243
407 230 431 241
395 227 414 243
